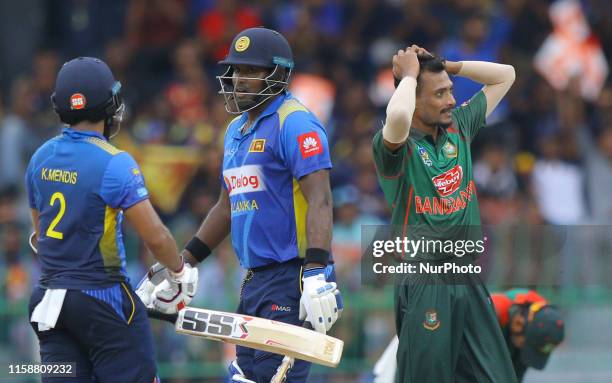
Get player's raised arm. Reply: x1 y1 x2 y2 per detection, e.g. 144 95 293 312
383 47 420 151
444 60 515 117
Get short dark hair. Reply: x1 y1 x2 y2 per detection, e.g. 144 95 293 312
394 55 446 89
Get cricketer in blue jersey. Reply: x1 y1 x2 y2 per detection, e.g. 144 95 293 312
25 57 197 383
137 27 343 383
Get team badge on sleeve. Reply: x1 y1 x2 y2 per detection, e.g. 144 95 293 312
298 132 323 159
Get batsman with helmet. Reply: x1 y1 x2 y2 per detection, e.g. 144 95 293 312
137 27 343 383
25 57 198 382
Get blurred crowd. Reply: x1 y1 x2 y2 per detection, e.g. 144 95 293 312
0 0 611 380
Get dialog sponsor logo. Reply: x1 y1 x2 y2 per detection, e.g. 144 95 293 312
223 165 266 196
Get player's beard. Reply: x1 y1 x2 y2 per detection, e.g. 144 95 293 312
228 91 264 114
438 107 453 129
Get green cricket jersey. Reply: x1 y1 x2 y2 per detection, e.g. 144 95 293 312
372 91 487 260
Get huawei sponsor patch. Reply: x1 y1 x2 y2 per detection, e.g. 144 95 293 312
298 132 323 159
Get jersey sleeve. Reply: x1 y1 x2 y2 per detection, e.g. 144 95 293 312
451 90 487 141
372 129 409 178
24 158 37 209
100 152 149 210
279 111 332 179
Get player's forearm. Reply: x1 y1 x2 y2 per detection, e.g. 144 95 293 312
305 194 333 267
448 60 515 116
145 227 183 272
124 200 183 272
182 200 231 265
383 76 417 143
448 61 515 86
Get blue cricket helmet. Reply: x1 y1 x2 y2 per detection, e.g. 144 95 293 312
51 57 125 136
219 27 294 69
217 27 294 114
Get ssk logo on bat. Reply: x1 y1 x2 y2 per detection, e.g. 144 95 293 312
181 309 249 339
431 165 463 197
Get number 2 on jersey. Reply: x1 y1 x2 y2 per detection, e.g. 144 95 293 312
46 192 66 239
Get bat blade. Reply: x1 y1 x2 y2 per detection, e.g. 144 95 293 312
270 322 313 383
174 307 343 367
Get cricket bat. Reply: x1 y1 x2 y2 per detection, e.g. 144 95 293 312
269 322 313 383
147 307 343 368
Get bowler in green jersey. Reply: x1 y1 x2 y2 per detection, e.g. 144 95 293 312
372 45 517 382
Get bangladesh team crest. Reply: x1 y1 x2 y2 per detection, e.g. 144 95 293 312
443 141 457 158
423 309 440 331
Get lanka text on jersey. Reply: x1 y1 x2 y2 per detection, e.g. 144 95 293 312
25 128 149 289
221 92 331 268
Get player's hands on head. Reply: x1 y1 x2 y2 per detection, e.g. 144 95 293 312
410 44 434 60
392 46 420 82
299 267 340 334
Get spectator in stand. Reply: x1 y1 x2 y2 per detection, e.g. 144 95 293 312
197 0 261 62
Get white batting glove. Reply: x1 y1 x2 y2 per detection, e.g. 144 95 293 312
135 262 168 307
228 360 255 383
299 267 339 334
153 262 198 314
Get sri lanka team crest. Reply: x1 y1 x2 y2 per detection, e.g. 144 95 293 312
249 139 266 152
423 310 440 331
431 165 463 197
235 36 250 52
418 145 432 166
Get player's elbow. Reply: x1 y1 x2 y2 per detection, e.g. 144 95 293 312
502 64 516 84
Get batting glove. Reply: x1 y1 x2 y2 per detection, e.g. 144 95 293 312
324 264 344 319
153 262 198 314
299 267 339 334
135 262 168 307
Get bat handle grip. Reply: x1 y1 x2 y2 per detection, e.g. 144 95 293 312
146 308 178 324
302 321 313 330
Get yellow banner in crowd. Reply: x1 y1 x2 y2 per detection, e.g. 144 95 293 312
115 135 202 214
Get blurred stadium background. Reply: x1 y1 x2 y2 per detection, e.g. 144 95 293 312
0 0 611 382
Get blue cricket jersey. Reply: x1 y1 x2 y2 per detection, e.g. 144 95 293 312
25 128 149 289
221 92 332 268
